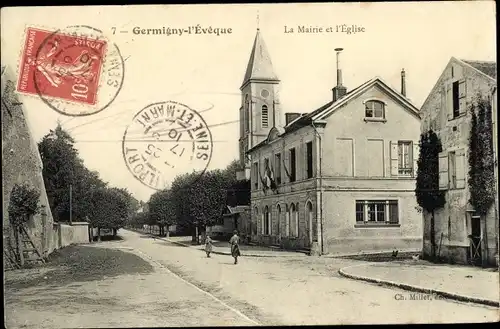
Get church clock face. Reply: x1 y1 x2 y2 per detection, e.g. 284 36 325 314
261 89 270 98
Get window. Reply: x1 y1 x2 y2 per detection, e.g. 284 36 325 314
262 105 269 128
252 207 258 235
398 141 413 175
285 206 290 237
452 80 466 118
289 203 298 237
289 148 296 182
275 153 282 185
355 202 364 222
355 200 399 225
365 100 385 119
252 162 259 189
245 95 250 132
263 206 270 235
306 142 313 179
277 205 281 236
449 151 457 189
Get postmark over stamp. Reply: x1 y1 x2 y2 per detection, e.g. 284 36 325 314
122 101 213 191
16 25 124 116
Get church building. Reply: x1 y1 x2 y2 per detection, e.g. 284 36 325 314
239 29 423 255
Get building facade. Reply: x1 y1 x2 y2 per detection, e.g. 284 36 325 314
419 57 498 266
241 31 423 255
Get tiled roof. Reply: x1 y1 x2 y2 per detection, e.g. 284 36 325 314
461 60 497 80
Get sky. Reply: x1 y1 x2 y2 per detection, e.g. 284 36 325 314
1 2 496 202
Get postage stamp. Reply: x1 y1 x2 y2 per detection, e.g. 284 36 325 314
16 25 124 116
122 101 213 191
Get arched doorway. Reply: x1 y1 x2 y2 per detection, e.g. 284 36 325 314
263 206 270 235
252 207 258 236
277 204 281 238
306 201 314 247
290 203 297 237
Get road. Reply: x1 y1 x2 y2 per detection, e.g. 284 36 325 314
121 229 497 325
5 229 498 327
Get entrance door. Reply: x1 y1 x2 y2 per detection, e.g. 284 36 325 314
306 202 314 248
469 215 482 265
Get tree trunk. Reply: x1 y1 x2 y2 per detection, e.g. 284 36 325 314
195 226 199 244
98 227 102 242
430 210 436 260
166 225 170 238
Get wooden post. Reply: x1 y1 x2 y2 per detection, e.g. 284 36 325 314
481 215 488 267
18 226 24 266
69 184 73 226
41 206 47 257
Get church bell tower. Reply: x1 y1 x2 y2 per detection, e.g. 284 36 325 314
237 27 281 181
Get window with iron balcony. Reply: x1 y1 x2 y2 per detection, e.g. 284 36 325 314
398 141 413 176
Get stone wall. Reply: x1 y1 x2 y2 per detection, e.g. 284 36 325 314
2 66 55 260
2 67 92 266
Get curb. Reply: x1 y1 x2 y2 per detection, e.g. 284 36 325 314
338 266 499 308
128 229 305 258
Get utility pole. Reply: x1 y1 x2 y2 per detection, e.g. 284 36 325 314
69 184 73 225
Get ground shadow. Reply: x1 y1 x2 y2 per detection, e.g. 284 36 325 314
338 251 416 262
92 235 124 242
4 245 154 291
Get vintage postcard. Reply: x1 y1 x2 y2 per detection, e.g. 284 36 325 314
1 2 498 327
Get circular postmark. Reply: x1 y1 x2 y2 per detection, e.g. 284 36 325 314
33 25 124 116
122 101 214 191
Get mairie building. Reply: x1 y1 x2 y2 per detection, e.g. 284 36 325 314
237 29 423 255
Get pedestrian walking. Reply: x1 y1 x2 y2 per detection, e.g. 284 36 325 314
205 235 213 258
229 230 241 264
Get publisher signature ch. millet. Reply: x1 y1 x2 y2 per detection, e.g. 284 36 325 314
284 24 365 34
394 293 445 301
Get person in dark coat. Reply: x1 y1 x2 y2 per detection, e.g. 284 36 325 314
229 230 241 264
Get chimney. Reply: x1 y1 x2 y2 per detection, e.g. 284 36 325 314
332 48 347 102
401 68 406 96
285 113 301 125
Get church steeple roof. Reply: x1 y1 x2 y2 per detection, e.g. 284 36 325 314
241 29 279 87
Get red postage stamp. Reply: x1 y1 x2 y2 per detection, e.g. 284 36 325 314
17 27 108 106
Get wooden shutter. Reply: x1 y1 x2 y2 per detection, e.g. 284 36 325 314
390 141 399 176
284 149 289 183
413 141 419 178
458 79 467 115
446 83 453 120
455 148 466 189
296 142 303 181
438 152 449 190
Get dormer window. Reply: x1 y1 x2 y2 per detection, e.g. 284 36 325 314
365 100 385 119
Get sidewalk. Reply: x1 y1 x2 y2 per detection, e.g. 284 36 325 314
339 260 500 307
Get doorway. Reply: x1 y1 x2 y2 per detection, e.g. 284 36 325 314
469 215 482 266
306 202 314 247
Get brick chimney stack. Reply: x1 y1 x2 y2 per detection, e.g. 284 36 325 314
332 48 347 102
401 68 406 96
